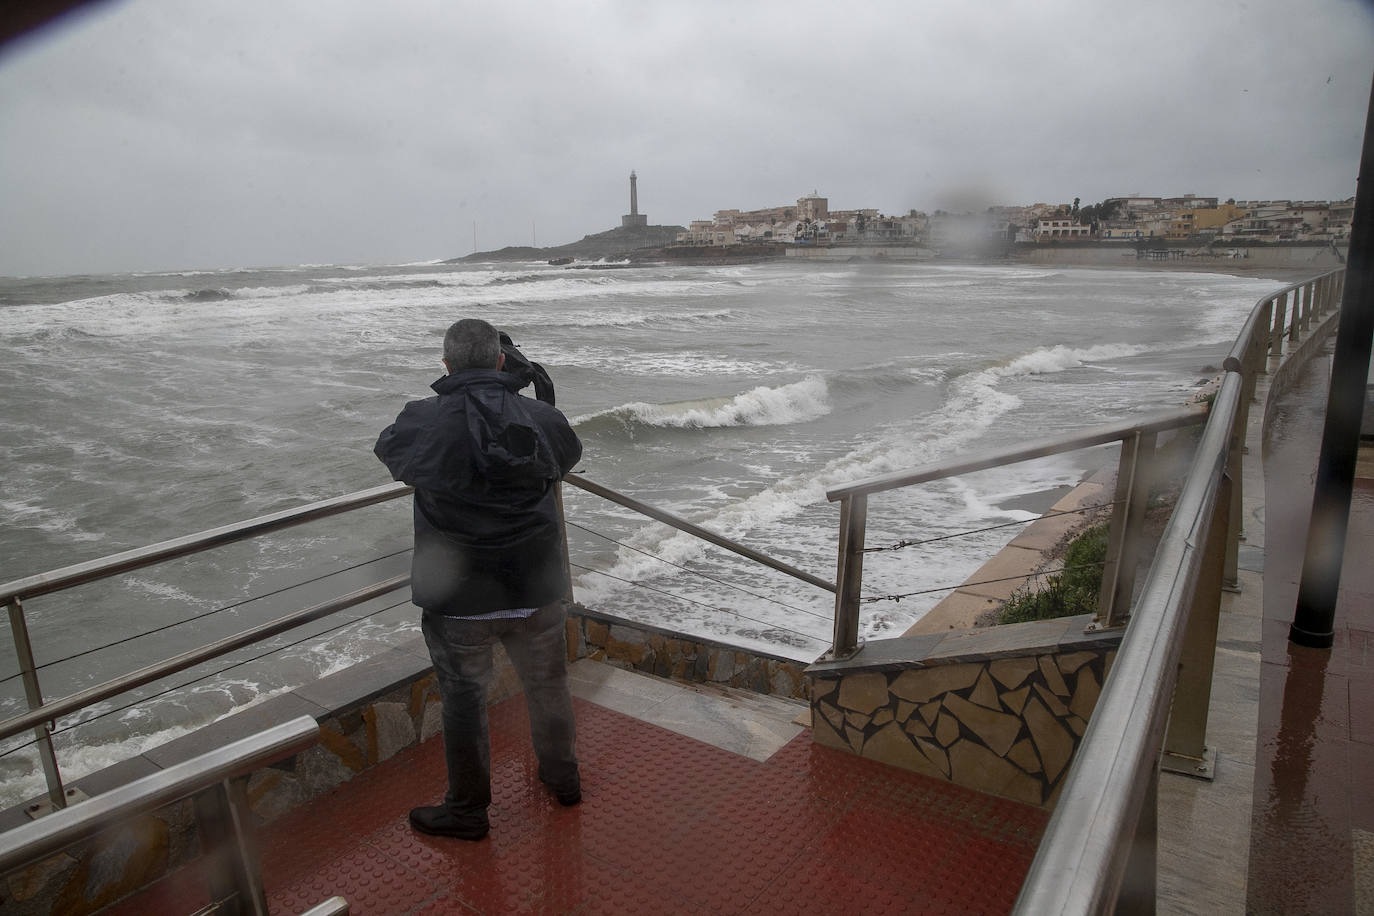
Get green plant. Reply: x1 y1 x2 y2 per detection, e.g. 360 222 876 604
998 523 1110 624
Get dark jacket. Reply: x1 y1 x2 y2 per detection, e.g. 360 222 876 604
374 369 582 615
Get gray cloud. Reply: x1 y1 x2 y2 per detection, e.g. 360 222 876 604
2 0 1371 275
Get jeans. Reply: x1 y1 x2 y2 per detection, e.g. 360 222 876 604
420 600 579 821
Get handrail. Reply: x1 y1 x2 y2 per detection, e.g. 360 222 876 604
0 482 412 604
1225 267 1344 370
0 714 319 874
1013 372 1240 912
565 472 835 592
826 408 1204 501
824 407 1208 658
0 575 409 745
1013 266 1345 912
0 471 830 770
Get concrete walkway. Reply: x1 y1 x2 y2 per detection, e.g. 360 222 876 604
1157 345 1374 915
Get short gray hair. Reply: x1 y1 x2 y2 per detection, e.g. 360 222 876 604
443 318 501 369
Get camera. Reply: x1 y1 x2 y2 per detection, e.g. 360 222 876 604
499 332 556 406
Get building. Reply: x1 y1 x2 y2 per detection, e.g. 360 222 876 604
1034 217 1092 239
676 220 736 246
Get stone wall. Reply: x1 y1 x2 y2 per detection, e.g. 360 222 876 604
566 605 808 699
1012 242 1344 271
806 615 1120 808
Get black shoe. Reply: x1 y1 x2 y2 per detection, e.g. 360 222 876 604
542 776 581 806
408 805 489 840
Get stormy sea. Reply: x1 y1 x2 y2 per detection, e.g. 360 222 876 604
0 257 1285 804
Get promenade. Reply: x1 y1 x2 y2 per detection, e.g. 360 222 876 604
1158 340 1373 914
75 274 1372 914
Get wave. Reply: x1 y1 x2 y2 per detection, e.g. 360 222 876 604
572 377 831 433
990 342 1150 377
536 306 735 330
555 347 796 377
576 340 1149 601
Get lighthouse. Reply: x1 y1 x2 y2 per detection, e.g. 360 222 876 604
621 170 648 229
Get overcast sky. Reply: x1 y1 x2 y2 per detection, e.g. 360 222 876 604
1 0 1371 277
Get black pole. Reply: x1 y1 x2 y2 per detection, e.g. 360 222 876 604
1291 75 1374 648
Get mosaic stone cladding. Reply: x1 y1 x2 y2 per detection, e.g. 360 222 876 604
810 647 1117 807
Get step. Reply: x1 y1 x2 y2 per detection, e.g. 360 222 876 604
566 658 807 762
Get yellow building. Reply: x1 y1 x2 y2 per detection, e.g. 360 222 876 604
1188 203 1248 231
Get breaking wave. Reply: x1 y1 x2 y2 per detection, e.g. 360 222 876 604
572 376 831 433
577 340 1150 601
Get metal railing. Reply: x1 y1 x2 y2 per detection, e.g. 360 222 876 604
1012 266 1345 913
0 714 345 915
0 472 832 811
825 409 1208 659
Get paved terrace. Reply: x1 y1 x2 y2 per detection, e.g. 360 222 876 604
95 345 1370 916
104 662 1046 915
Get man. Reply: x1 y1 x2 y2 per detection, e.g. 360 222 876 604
375 318 583 841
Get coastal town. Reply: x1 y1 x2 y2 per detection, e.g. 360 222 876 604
463 175 1356 266
676 191 1356 251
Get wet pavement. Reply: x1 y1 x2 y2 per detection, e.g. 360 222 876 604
1246 352 1374 915
104 689 1046 915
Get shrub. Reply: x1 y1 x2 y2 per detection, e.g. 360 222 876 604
998 523 1110 625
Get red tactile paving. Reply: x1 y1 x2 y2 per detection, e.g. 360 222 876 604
105 694 1048 915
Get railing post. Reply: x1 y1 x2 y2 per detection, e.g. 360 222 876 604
1223 360 1255 593
1269 291 1288 362
1162 471 1231 779
6 598 67 812
1094 432 1157 628
1115 765 1160 915
193 776 270 916
830 494 867 659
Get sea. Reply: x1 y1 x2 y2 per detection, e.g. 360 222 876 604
0 256 1286 805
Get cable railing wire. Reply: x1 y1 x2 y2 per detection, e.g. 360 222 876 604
859 560 1108 604
863 500 1117 553
0 547 414 689
0 595 414 763
568 562 827 647
565 519 832 623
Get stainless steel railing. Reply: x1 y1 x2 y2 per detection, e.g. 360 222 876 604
825 408 1207 659
0 715 341 915
1013 266 1345 913
0 471 831 810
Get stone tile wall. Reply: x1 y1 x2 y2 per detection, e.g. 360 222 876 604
566 605 808 700
806 615 1120 808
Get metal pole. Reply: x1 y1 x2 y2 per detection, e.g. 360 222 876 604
1162 471 1230 779
1292 74 1374 648
830 494 867 659
1096 432 1156 628
193 777 269 916
6 598 66 810
1271 291 1289 361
